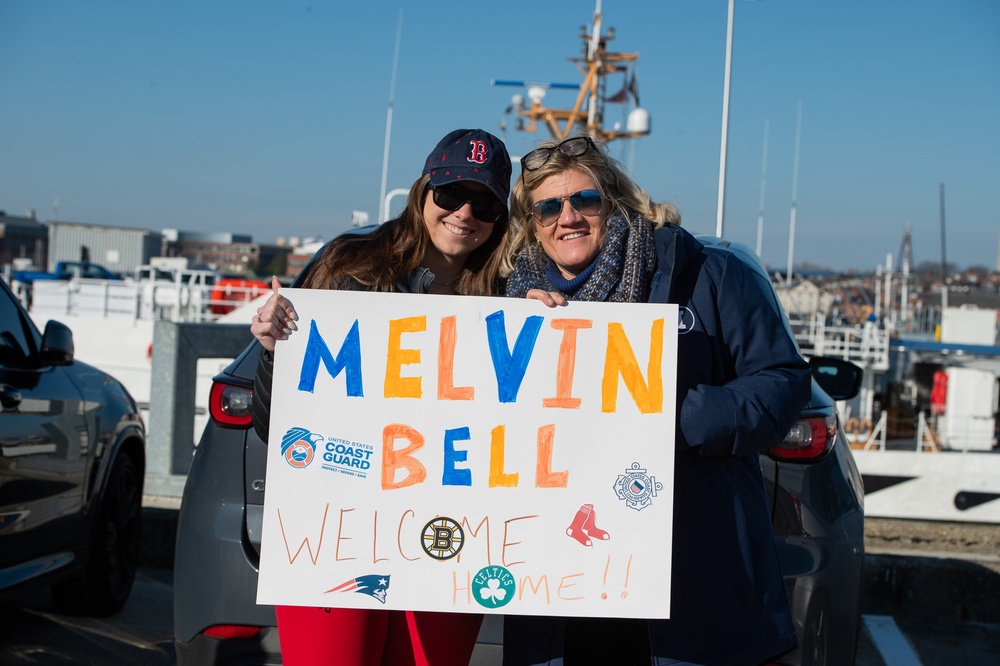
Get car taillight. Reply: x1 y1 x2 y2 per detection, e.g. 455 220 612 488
209 380 253 428
767 414 837 461
203 624 262 639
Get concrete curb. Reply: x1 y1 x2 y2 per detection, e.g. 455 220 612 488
863 552 1000 624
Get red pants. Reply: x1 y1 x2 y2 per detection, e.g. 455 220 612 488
275 605 483 666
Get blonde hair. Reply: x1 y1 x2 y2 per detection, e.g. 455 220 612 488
501 135 680 276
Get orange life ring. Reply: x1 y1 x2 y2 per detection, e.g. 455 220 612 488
210 277 270 315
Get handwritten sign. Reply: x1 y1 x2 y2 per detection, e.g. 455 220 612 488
256 289 677 618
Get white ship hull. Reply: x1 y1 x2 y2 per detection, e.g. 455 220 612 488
854 449 1000 523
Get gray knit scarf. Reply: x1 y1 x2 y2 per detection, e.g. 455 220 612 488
505 211 658 303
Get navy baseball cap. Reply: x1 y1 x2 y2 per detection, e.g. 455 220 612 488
422 129 512 206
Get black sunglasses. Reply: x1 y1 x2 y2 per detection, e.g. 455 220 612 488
531 189 605 227
431 183 506 223
520 136 596 175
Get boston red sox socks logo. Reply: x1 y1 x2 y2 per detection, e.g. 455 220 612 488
565 503 611 547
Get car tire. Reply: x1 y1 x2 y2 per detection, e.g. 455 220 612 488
51 452 143 616
800 591 832 666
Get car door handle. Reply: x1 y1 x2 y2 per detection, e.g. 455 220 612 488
0 383 22 410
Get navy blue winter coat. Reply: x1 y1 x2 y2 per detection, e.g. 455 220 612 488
504 223 811 665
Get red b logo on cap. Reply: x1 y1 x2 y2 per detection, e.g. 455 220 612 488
467 140 488 164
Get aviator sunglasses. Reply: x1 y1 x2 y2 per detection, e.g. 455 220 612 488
520 136 596 177
531 189 605 227
430 182 507 223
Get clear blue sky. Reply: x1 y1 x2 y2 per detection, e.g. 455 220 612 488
2 0 997 272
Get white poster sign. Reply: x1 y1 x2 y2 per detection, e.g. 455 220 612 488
256 289 677 618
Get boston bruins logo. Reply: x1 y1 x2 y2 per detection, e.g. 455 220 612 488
420 517 465 561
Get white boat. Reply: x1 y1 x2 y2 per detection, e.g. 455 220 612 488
792 309 1000 524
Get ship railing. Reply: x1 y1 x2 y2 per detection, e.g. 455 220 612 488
789 312 890 371
852 411 888 450
854 412 938 452
915 412 943 452
19 276 267 324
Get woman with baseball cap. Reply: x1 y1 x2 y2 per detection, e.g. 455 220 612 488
249 128 511 665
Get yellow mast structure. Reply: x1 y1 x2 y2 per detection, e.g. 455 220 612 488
495 1 649 145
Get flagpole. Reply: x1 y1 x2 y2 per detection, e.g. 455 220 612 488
756 118 769 257
715 0 735 237
785 100 802 287
378 10 403 225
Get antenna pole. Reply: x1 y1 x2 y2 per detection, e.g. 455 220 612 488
715 0 735 237
756 118 769 257
939 182 948 309
901 223 911 325
378 10 403 225
785 100 802 288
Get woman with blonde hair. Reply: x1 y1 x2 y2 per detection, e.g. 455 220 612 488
502 135 810 666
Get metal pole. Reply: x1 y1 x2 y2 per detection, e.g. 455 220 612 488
756 118 769 257
785 100 802 287
715 0 735 238
884 252 893 330
378 10 403 226
939 182 948 309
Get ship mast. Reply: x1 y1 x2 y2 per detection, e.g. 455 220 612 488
493 0 649 145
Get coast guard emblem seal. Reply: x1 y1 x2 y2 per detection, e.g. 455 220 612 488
614 462 662 511
281 426 319 469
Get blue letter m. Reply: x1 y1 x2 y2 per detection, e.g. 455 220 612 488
297 319 364 396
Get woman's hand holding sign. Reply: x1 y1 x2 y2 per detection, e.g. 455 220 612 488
251 275 299 352
525 288 567 308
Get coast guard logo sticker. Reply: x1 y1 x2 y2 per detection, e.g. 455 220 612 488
320 436 375 479
281 426 319 469
677 306 696 334
614 462 662 511
472 565 515 609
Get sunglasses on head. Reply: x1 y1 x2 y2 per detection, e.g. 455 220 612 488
520 136 596 177
531 189 605 227
431 183 506 223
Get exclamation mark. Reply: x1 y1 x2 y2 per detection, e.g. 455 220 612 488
601 554 611 600
621 553 633 599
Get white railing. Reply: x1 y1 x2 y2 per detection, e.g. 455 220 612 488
790 313 891 371
19 276 268 324
854 411 937 452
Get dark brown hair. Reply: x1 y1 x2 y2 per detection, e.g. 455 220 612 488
302 174 510 296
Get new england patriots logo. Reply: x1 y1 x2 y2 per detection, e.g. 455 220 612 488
281 426 321 469
325 574 391 604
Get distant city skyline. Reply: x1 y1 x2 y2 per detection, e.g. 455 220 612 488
2 0 997 271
